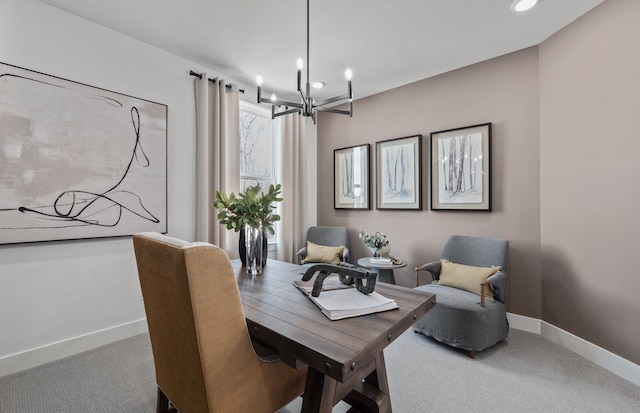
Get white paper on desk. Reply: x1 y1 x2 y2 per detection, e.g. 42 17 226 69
310 288 398 320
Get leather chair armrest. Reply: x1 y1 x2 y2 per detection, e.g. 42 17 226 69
296 247 307 265
487 270 508 304
415 260 441 287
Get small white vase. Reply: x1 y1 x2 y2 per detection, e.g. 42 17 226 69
378 243 391 258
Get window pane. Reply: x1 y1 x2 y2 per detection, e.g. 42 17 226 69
239 110 273 178
239 101 278 247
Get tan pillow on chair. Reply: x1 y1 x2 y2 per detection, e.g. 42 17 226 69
438 259 500 300
301 241 344 264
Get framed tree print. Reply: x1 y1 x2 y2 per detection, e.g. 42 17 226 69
375 134 422 210
334 144 370 209
430 123 491 211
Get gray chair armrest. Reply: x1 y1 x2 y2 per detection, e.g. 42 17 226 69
296 247 307 264
342 247 350 263
415 260 441 286
487 270 508 304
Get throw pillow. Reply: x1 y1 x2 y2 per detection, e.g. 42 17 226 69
438 259 501 300
301 241 344 264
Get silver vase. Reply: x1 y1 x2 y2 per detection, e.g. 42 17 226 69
244 221 263 275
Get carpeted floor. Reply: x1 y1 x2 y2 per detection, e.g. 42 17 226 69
1 328 639 412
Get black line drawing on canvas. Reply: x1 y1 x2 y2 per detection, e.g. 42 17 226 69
0 63 167 244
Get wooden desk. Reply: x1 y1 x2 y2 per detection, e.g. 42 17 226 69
233 259 435 413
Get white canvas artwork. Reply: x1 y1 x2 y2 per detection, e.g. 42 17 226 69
0 62 167 244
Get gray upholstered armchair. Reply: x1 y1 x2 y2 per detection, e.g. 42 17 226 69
297 226 350 265
414 235 509 358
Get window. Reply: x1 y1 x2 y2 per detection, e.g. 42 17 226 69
239 101 278 245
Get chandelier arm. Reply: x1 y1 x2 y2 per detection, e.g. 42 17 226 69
313 92 351 108
272 107 302 119
261 98 304 108
315 107 351 115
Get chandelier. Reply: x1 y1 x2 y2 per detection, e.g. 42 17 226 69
256 0 353 124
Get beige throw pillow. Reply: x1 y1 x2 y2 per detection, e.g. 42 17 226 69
438 259 501 300
301 241 344 264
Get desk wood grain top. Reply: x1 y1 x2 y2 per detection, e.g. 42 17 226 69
233 259 435 382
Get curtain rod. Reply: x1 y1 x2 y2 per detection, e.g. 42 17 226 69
190 70 244 93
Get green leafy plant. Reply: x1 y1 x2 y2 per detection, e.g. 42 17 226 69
212 183 283 235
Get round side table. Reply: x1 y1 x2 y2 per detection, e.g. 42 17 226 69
357 257 407 285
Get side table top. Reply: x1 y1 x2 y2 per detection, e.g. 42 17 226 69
357 256 407 270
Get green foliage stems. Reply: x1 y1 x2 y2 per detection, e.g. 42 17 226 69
212 184 283 235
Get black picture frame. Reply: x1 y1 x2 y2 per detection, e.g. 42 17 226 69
334 144 370 209
375 134 422 210
430 123 491 211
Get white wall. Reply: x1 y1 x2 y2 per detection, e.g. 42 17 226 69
0 0 260 376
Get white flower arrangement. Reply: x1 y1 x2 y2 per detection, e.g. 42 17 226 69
359 230 389 250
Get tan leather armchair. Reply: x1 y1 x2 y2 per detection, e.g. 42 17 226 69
133 232 306 413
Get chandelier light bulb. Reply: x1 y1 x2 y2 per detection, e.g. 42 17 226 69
256 74 263 86
297 58 304 70
271 93 277 102
345 68 353 81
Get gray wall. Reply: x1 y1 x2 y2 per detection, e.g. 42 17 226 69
318 47 542 319
317 0 639 364
539 0 640 365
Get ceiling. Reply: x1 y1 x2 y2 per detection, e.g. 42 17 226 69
37 0 604 102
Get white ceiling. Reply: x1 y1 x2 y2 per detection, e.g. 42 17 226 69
37 0 604 101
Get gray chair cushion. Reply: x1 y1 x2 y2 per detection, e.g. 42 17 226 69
414 284 509 352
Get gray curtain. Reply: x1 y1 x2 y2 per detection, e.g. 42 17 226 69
276 113 309 263
194 74 240 256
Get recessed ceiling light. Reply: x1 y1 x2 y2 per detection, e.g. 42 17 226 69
311 81 325 89
511 0 538 12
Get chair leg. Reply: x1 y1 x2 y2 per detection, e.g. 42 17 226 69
468 350 476 359
157 387 170 413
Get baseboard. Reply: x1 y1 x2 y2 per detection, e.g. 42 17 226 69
0 318 148 378
507 313 640 387
506 312 541 334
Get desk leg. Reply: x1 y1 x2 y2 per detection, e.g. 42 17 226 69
366 352 391 407
301 368 337 413
301 354 392 413
377 269 396 284
342 352 392 413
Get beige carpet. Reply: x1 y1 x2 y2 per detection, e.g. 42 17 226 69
2 328 639 412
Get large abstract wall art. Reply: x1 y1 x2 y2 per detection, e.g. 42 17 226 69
0 62 167 244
